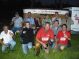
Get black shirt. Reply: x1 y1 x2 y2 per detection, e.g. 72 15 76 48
20 27 34 44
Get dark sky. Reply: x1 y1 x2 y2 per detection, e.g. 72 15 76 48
16 0 79 4
1 0 79 5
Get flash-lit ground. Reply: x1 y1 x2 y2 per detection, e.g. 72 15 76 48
0 34 79 59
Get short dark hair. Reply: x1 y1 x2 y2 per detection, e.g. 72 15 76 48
45 22 50 25
55 12 58 14
54 20 59 24
28 12 31 14
3 25 9 29
61 24 67 28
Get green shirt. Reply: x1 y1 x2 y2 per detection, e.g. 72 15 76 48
42 19 52 26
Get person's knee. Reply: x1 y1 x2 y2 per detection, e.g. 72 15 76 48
60 45 65 50
22 44 28 54
35 42 40 49
2 45 7 52
11 41 16 47
28 42 33 49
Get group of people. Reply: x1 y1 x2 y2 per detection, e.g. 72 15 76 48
0 12 71 56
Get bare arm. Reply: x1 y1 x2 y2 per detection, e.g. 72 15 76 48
36 38 47 48
0 39 5 45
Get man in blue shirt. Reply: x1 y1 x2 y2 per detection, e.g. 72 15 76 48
24 12 35 26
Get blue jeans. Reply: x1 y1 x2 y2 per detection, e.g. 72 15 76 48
2 40 16 52
12 27 21 33
22 42 32 54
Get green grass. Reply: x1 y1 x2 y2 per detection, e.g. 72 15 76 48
0 34 79 59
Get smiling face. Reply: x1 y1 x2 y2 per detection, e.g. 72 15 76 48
54 21 59 27
44 23 50 31
62 24 67 31
25 22 30 28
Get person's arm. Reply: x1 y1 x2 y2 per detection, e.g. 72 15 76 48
20 17 24 26
50 29 54 41
31 18 35 29
11 17 15 25
64 32 71 40
55 31 60 48
0 39 5 45
36 38 47 48
0 34 5 45
11 21 14 25
36 28 47 48
9 30 14 37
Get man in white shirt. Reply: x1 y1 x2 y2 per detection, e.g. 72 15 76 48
11 12 23 33
0 26 16 53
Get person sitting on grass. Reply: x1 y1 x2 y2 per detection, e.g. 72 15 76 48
55 24 71 51
0 25 16 53
20 22 34 54
35 22 54 56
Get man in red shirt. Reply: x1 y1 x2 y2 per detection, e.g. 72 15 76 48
56 24 71 51
35 22 54 55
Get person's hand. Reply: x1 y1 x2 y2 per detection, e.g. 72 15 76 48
54 45 57 48
42 43 47 48
9 32 13 36
64 34 68 38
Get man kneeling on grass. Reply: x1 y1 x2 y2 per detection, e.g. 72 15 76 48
0 25 16 53
20 22 34 54
55 24 71 51
35 22 54 55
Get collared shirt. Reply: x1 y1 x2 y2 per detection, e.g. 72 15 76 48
52 26 61 36
42 19 52 26
24 17 35 25
0 30 14 44
36 27 54 44
12 17 23 28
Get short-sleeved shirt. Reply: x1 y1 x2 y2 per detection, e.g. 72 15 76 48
56 31 70 45
24 17 35 25
0 30 14 44
12 17 23 28
36 27 54 44
52 26 61 36
42 19 52 26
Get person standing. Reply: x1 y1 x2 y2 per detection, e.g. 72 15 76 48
24 12 35 27
11 12 23 33
52 12 62 25
42 15 52 27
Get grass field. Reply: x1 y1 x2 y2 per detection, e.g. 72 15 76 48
0 34 79 59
